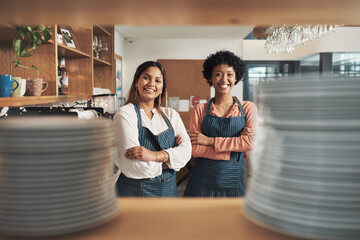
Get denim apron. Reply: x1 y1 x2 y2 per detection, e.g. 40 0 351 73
117 103 177 197
184 97 246 197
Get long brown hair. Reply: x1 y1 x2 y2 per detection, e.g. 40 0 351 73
126 61 168 110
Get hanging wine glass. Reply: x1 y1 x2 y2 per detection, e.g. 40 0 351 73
93 36 102 59
101 42 108 60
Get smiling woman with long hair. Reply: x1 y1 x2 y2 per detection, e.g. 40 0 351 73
113 61 191 197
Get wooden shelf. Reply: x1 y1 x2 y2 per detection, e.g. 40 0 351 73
57 95 92 102
93 57 111 66
93 25 111 37
0 96 58 107
0 95 91 107
58 43 90 58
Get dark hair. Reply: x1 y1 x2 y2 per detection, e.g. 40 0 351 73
126 61 168 109
202 50 246 86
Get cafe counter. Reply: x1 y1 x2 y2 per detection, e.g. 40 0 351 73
0 198 305 240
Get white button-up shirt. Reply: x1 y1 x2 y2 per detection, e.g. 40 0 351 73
113 103 192 179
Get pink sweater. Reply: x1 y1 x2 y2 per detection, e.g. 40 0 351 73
190 98 258 161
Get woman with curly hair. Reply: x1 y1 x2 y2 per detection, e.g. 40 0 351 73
114 61 191 197
184 50 258 197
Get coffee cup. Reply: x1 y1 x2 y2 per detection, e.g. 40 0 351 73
20 79 27 97
26 78 48 96
0 75 19 97
10 77 22 97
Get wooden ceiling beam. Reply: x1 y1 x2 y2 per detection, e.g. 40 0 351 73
1 0 360 25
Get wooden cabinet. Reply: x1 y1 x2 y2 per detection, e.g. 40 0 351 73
0 24 115 107
93 25 115 93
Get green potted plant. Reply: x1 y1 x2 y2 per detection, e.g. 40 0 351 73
11 25 52 75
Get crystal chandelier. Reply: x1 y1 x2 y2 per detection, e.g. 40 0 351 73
264 25 342 54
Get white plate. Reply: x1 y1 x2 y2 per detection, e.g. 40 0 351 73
0 200 119 237
253 167 360 193
263 119 360 130
0 131 113 143
0 180 114 203
0 117 112 131
0 136 115 153
247 191 360 225
0 199 117 226
1 153 115 173
245 196 360 230
249 178 360 208
0 166 113 189
0 187 116 218
257 160 360 179
0 180 115 207
0 157 111 178
244 201 360 240
248 181 360 210
0 147 116 165
0 177 115 205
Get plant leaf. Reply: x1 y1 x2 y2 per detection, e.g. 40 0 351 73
29 32 36 44
43 29 52 41
20 51 31 58
11 59 21 67
17 26 28 39
35 32 42 45
13 39 25 57
31 65 39 75
29 42 37 51
12 24 53 75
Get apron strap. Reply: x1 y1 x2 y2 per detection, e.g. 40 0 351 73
160 110 174 131
234 97 245 119
134 103 142 128
205 98 214 115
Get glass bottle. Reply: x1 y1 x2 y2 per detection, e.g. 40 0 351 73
60 57 69 95
58 58 62 95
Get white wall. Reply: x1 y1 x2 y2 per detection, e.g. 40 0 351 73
242 27 360 60
123 38 244 100
114 29 125 57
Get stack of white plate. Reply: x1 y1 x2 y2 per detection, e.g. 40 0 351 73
0 117 119 237
244 75 360 240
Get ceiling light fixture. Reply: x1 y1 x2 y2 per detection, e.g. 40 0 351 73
264 24 342 54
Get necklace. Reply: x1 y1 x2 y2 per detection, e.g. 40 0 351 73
214 98 234 111
218 101 233 110
221 104 229 110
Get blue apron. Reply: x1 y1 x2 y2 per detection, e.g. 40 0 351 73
116 103 177 197
184 97 246 197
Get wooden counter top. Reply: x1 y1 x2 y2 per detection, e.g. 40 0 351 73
0 198 305 240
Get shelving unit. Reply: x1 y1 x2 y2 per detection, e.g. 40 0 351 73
58 44 91 58
94 57 112 66
93 25 111 37
93 25 115 93
0 24 115 108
